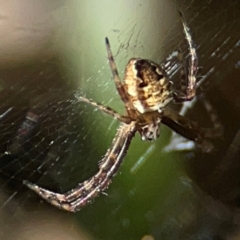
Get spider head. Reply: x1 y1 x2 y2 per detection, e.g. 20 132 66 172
139 118 161 141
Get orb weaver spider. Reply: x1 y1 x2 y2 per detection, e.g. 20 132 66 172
24 12 220 212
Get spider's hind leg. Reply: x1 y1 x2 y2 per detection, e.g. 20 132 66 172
173 11 198 103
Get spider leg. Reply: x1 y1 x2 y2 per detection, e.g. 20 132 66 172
173 11 198 102
162 106 204 144
105 38 130 107
77 96 131 123
163 95 223 152
24 122 137 212
170 93 223 140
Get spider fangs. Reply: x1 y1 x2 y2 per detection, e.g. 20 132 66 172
24 13 209 212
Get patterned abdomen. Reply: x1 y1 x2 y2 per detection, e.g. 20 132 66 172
124 59 172 114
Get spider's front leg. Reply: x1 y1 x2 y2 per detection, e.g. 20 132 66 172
24 122 137 212
173 11 198 103
76 96 131 124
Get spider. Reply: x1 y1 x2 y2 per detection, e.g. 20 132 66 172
24 12 213 212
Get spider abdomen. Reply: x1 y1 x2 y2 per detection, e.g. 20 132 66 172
124 59 172 114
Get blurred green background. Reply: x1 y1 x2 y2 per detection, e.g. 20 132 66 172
0 1 240 240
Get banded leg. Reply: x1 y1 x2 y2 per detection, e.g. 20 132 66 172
77 96 131 124
173 11 198 102
24 122 137 212
105 38 130 108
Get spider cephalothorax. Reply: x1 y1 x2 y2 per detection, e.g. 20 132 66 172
23 12 221 212
123 58 172 141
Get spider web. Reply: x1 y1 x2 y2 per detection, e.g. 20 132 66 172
0 1 240 240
